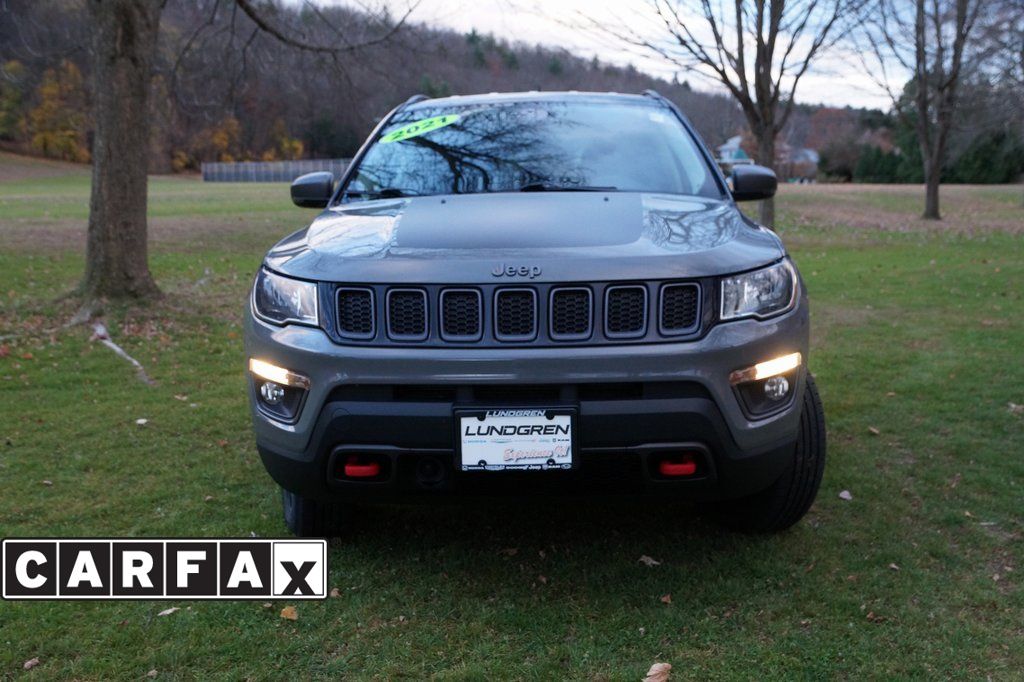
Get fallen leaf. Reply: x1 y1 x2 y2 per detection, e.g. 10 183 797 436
660 593 672 604
993 574 1000 582
262 602 272 608
1008 402 1024 416
643 662 672 682
638 555 662 567
203 495 214 502
147 670 158 678
948 473 961 489
136 418 149 426
280 605 298 620
885 391 896 397
888 563 900 571
800 619 811 627
839 490 853 501
173 394 188 401
868 426 880 436
866 611 885 623
157 607 178 617
41 480 52 486
23 658 40 670
0 344 9 357
216 439 229 448
329 588 340 598
20 352 33 360
537 575 548 585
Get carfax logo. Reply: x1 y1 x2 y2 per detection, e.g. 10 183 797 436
1 539 327 600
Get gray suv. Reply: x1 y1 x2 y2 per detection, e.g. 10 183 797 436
245 91 826 536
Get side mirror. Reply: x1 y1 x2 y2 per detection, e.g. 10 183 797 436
730 165 777 202
291 172 335 209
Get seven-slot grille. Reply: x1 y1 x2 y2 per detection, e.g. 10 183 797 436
336 288 374 339
495 289 537 340
605 286 648 337
332 282 702 345
441 289 482 340
387 289 428 340
659 283 700 334
550 288 592 339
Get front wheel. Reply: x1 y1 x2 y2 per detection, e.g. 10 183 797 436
281 488 348 537
711 374 827 533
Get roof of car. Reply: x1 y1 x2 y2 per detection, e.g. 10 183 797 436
405 91 661 110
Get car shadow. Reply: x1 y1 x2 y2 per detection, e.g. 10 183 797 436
326 497 809 606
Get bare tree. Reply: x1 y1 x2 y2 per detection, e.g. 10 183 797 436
577 0 858 227
858 0 984 219
83 0 166 302
79 0 416 308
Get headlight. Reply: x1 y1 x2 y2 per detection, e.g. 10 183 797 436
252 268 318 326
720 260 797 321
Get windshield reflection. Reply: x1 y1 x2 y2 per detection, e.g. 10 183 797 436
345 100 718 200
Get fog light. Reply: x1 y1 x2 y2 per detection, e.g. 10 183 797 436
260 381 285 405
249 358 309 423
764 376 790 401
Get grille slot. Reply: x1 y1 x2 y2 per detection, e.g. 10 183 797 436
494 289 537 341
336 288 375 339
440 289 482 341
386 289 428 341
550 288 592 340
660 284 700 334
605 285 648 337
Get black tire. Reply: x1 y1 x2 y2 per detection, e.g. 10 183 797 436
712 374 827 533
281 488 348 537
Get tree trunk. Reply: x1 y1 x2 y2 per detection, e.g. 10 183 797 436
923 172 941 219
756 134 776 228
81 0 164 302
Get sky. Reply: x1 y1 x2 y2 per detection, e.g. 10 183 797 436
327 0 896 110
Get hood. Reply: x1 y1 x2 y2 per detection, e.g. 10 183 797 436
265 192 784 283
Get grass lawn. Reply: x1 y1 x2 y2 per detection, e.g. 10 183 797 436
1 154 1022 679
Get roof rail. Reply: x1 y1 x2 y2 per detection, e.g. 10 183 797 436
642 89 669 103
398 94 429 110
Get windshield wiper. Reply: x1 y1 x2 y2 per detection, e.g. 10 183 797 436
346 187 419 199
518 182 618 193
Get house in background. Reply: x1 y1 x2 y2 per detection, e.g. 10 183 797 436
716 134 820 182
716 135 753 165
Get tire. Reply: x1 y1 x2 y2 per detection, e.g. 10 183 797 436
712 374 827 533
281 488 348 537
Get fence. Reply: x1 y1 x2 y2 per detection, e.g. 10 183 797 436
201 158 351 182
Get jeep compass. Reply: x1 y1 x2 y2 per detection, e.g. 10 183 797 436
244 91 826 536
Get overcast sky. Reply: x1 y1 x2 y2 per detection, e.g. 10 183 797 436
326 0 895 110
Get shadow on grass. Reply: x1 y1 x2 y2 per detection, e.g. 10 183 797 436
325 496 799 607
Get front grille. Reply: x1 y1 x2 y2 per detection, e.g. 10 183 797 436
441 289 482 340
326 280 703 346
660 284 700 334
495 289 537 340
605 286 647 337
387 289 427 340
336 288 374 339
550 288 592 339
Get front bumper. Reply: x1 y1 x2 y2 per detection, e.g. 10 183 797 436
245 297 809 502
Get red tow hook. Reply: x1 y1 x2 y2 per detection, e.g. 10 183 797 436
658 454 698 477
343 456 381 478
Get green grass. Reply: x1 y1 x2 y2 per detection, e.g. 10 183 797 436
1 159 1022 679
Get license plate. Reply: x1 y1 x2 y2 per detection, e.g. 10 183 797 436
458 408 574 471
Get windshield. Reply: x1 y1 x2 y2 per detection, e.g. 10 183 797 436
343 100 722 200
